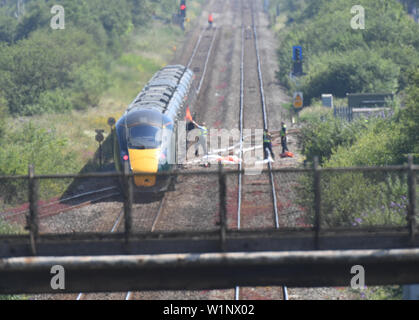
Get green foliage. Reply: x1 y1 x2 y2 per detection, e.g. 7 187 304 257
0 218 23 235
358 286 403 300
298 105 331 122
0 8 17 43
0 98 7 139
325 119 400 167
0 0 160 116
298 169 408 228
302 50 400 102
295 71 419 231
0 0 204 116
398 67 419 160
298 115 366 164
14 0 50 41
128 0 153 26
0 29 101 115
119 53 162 74
0 123 78 204
276 0 419 103
21 89 73 116
70 62 110 110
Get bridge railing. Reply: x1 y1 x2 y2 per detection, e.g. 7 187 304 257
0 156 417 293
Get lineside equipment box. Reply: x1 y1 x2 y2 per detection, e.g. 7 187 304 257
347 93 393 109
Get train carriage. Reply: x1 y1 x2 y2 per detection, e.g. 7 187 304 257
113 65 195 193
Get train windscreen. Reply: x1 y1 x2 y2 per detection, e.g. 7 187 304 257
128 125 163 150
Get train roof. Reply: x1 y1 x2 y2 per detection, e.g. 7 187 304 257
122 108 172 129
122 64 193 126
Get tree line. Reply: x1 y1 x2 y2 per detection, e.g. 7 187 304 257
270 0 419 104
0 0 180 119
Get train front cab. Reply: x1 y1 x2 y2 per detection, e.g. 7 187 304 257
114 109 176 193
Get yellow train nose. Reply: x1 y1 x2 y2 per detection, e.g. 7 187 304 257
128 149 160 187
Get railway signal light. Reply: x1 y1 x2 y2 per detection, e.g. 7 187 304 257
292 46 303 76
107 117 116 127
180 3 186 18
95 129 105 169
95 129 105 143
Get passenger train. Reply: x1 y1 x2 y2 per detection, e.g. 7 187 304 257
113 65 195 192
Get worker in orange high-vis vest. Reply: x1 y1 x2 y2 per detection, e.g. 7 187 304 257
208 13 214 28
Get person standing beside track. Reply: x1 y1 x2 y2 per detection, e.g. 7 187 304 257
208 13 214 29
192 120 208 159
280 121 289 154
263 130 275 160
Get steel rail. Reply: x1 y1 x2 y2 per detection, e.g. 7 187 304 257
195 28 218 95
125 195 167 300
124 20 215 301
127 20 217 302
186 28 205 69
76 195 167 300
235 0 284 300
250 0 287 299
1 186 118 217
235 11 245 302
76 207 125 300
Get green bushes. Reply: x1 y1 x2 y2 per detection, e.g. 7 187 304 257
0 29 102 115
298 114 366 164
0 9 17 43
274 0 419 103
297 115 409 228
301 50 400 102
20 89 73 116
398 68 419 159
0 123 78 204
70 62 110 110
296 69 419 230
298 171 408 228
0 0 207 116
0 0 154 116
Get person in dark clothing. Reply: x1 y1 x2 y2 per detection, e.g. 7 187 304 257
263 130 275 160
280 122 289 154
187 121 196 131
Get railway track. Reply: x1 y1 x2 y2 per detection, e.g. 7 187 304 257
0 186 121 225
186 25 218 98
32 0 291 301
75 9 220 300
234 0 287 301
76 194 167 300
